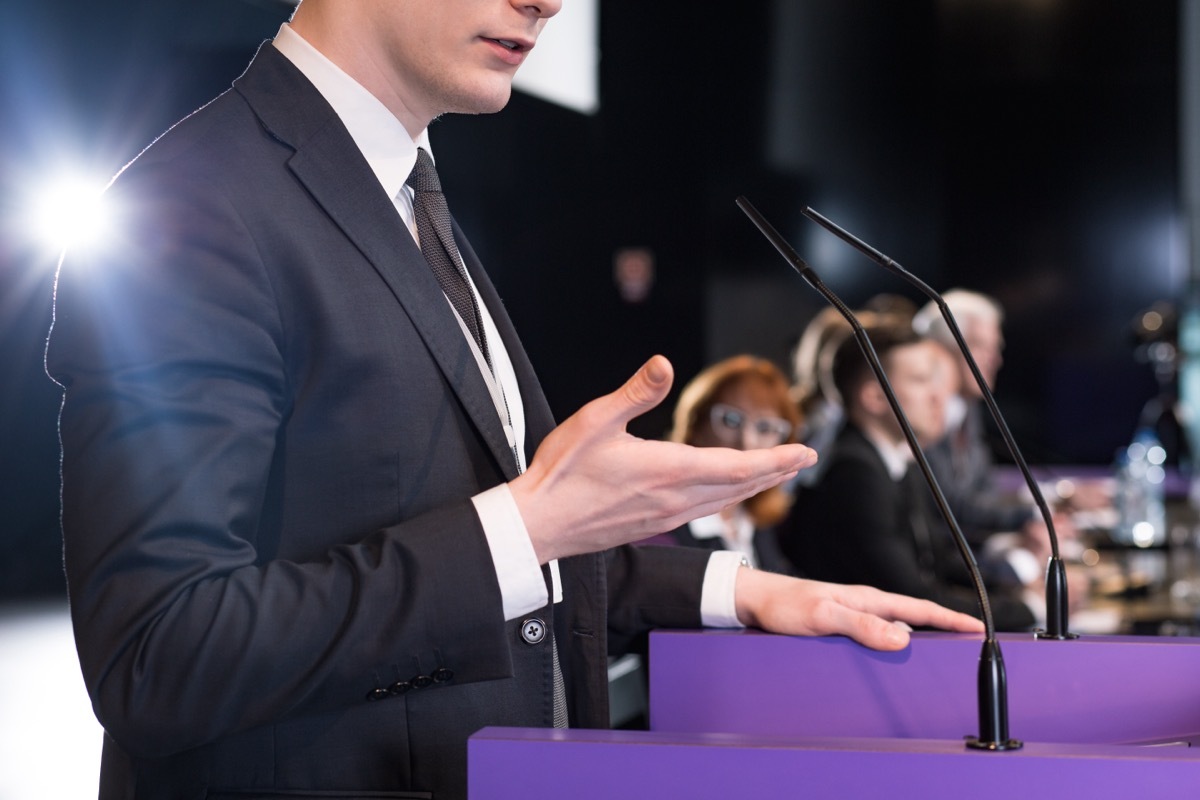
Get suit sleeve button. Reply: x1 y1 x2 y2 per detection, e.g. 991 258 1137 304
411 674 433 689
388 680 412 696
432 667 454 683
366 687 391 702
520 617 546 645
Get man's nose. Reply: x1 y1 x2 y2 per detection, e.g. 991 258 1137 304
520 0 563 20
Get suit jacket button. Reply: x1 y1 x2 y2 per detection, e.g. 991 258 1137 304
520 618 546 645
411 674 433 689
366 687 391 702
432 667 454 683
389 680 412 696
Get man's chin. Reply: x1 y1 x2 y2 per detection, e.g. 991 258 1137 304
448 84 514 116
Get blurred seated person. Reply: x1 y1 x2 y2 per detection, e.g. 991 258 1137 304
912 290 1087 575
780 322 1036 631
791 298 917 487
661 355 801 574
925 334 1086 621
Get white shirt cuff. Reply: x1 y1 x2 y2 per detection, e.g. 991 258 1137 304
700 550 747 628
472 484 548 621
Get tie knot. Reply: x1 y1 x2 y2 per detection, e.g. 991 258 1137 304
406 147 442 194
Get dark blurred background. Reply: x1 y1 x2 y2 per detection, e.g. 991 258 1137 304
2 0 1195 600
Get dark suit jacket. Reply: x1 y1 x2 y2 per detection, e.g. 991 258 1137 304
779 424 1034 632
46 43 711 800
926 404 1036 546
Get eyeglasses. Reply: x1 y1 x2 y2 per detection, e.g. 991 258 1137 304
708 403 793 445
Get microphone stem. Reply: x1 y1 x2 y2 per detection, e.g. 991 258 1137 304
737 196 1022 751
969 639 1020 750
801 206 1075 640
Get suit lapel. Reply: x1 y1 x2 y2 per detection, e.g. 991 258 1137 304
234 45 520 478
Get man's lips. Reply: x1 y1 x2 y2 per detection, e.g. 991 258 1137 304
488 37 530 51
482 36 534 65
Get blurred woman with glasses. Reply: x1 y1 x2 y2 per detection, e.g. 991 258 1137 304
661 355 804 574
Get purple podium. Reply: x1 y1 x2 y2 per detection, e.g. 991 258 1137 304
648 629 1200 743
469 631 1200 798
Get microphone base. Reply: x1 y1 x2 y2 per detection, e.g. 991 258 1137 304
965 737 1024 751
1034 629 1080 641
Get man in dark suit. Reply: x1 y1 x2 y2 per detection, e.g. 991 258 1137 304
45 2 982 797
781 324 1035 631
913 291 1039 540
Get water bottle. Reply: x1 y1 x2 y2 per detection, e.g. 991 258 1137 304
1113 428 1167 547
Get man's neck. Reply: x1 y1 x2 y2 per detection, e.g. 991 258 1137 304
849 412 913 480
287 13 431 139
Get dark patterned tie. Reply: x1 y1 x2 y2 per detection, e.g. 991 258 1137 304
411 148 566 726
551 629 569 728
540 565 569 728
407 147 490 364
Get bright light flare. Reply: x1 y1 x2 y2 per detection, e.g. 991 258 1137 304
28 175 112 254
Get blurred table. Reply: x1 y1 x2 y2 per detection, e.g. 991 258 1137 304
994 465 1200 636
1083 524 1200 636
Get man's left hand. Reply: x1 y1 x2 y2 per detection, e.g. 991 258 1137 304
734 569 985 651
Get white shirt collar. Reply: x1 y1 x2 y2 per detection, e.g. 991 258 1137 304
862 427 914 481
944 394 968 433
272 23 431 202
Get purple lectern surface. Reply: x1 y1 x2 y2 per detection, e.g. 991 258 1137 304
469 726 1200 799
470 633 1200 798
649 630 1200 744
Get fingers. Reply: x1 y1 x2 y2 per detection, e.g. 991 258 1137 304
810 591 982 651
789 581 983 649
739 573 984 652
516 356 818 561
629 355 673 403
592 355 675 430
783 588 907 650
927 605 986 633
681 441 818 488
522 357 674 465
644 444 816 532
847 588 985 635
846 613 914 651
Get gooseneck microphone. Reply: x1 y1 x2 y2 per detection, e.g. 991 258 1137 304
736 196 1021 751
800 206 1075 642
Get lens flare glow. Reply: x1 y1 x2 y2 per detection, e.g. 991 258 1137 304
29 175 112 254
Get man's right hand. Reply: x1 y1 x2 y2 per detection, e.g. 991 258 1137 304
509 355 817 564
